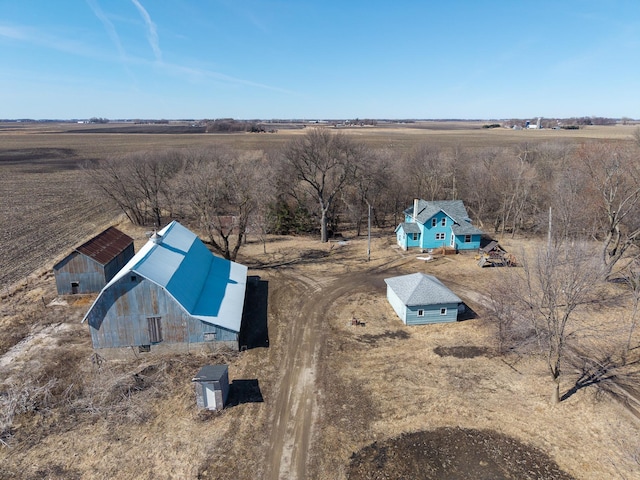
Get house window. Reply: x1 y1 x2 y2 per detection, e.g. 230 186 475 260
411 233 419 241
417 309 424 317
440 308 447 315
465 235 471 243
431 218 437 227
435 233 445 240
147 317 163 343
204 332 217 341
441 218 446 226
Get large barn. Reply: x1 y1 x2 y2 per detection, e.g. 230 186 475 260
53 226 134 295
82 221 248 354
385 272 462 325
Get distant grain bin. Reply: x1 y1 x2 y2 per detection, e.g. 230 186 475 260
53 226 134 295
193 365 230 411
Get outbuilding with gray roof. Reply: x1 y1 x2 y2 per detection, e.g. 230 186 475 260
384 272 462 325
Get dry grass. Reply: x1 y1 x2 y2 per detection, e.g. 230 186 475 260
0 231 639 479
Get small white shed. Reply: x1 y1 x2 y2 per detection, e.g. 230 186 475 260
192 365 230 411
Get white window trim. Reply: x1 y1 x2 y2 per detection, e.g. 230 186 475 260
441 217 446 226
431 218 437 227
440 308 447 315
435 233 445 240
417 309 424 317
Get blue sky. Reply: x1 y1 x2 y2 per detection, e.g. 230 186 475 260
1 1 639 120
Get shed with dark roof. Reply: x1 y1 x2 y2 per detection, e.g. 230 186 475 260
384 272 462 325
53 226 134 295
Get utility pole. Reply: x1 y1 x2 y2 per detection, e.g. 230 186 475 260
367 201 371 261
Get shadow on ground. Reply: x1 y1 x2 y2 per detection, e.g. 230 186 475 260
226 379 264 406
238 276 269 350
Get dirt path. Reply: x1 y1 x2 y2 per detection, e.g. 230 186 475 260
265 269 359 480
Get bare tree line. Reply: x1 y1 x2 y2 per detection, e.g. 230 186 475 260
84 128 640 269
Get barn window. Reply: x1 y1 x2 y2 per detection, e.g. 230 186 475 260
131 275 137 282
147 317 163 343
464 235 471 243
71 282 79 294
441 218 446 226
440 308 447 315
139 345 151 353
435 233 445 240
204 332 217 341
417 309 424 317
431 218 437 227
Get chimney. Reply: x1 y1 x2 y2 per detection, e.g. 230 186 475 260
413 198 420 222
150 229 162 245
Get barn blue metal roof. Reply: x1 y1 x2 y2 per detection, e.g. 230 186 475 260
384 272 461 306
83 221 247 332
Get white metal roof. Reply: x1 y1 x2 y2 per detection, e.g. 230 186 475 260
83 221 247 333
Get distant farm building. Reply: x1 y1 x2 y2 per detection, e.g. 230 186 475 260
82 221 248 354
385 272 463 325
395 199 483 252
53 226 134 295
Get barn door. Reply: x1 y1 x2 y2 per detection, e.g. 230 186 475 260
71 282 79 294
147 317 163 343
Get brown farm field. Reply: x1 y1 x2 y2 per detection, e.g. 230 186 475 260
1 122 639 479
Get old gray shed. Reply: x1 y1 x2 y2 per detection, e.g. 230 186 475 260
53 226 134 295
193 365 229 411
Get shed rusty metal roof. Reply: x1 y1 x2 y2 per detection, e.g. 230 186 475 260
75 227 134 265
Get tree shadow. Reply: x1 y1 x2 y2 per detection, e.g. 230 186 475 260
226 379 264 407
238 276 269 350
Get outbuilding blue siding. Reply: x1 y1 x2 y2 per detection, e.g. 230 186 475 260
385 273 462 325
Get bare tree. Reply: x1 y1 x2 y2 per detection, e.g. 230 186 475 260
283 128 364 242
84 151 182 227
579 144 640 278
181 148 263 260
402 144 451 201
491 243 604 404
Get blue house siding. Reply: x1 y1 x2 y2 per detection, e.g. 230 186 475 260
453 234 481 251
398 200 483 252
405 303 459 325
87 276 239 349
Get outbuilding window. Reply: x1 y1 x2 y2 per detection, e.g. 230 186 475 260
417 309 424 317
464 235 471 243
204 332 217 341
411 233 419 241
440 308 447 315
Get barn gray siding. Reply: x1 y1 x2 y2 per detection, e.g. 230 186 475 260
87 276 239 350
54 243 135 295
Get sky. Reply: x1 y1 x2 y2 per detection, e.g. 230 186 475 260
1 1 640 120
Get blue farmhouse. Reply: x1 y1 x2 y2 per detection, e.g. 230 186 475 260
83 221 248 354
395 199 483 252
385 272 462 325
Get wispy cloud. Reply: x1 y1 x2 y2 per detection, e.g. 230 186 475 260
0 23 96 57
85 0 128 62
131 0 162 62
